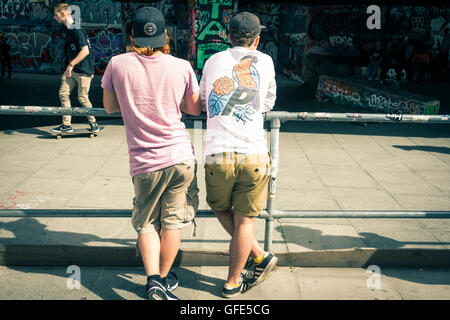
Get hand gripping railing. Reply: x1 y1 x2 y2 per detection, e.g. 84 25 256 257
1 106 450 252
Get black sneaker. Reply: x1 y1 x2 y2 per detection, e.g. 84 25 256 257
146 277 179 300
89 121 99 132
163 272 178 292
245 252 278 287
222 274 249 299
51 125 73 133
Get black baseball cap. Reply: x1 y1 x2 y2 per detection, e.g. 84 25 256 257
132 7 167 48
229 12 265 38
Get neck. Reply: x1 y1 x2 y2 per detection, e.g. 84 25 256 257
65 16 74 29
235 45 256 51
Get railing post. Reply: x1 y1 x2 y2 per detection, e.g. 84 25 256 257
265 117 281 252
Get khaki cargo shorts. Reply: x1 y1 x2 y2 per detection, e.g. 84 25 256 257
131 161 199 236
205 152 271 217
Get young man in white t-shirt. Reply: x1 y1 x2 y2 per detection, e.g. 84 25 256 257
200 12 278 298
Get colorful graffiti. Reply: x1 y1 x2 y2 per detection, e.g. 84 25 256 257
316 75 440 114
318 77 363 107
1 1 448 82
87 27 122 74
278 4 450 84
30 0 51 20
0 0 31 20
69 0 121 25
1 24 55 72
188 0 232 75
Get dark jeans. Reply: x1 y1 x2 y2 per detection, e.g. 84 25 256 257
1 56 11 78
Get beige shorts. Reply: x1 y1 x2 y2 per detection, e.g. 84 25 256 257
131 161 199 236
205 152 271 217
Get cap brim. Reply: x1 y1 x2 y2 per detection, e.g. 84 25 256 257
134 32 166 48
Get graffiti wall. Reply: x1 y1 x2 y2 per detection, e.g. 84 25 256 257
278 4 450 84
0 0 123 74
68 0 121 25
0 24 56 72
188 0 232 76
87 27 122 74
1 1 449 80
278 5 308 82
316 75 440 114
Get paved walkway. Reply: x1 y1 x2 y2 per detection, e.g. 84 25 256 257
0 116 449 299
0 265 449 300
0 119 449 265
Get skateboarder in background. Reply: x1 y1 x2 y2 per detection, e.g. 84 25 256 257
52 3 99 133
200 12 278 298
102 7 201 300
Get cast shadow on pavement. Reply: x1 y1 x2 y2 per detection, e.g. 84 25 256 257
393 145 450 155
0 218 134 248
275 224 450 286
276 224 450 251
0 218 224 299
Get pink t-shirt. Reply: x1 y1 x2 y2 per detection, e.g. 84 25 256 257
101 52 199 176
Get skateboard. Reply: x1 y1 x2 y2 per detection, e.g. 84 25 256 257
50 127 104 140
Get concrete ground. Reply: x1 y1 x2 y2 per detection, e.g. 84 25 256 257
0 73 449 300
0 265 449 300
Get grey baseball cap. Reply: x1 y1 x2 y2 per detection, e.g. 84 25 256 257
229 12 265 38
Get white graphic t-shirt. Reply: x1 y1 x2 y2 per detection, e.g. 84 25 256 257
200 46 276 157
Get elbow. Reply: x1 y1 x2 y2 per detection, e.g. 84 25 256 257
104 106 113 114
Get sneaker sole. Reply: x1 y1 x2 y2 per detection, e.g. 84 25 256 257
249 256 278 287
167 282 178 292
222 289 244 299
147 287 167 300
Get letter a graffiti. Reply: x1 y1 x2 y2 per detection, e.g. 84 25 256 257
366 5 381 30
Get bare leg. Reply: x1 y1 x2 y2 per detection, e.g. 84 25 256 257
227 211 256 285
138 230 161 276
159 228 182 278
214 210 264 259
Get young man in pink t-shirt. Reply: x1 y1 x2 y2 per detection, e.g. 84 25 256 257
102 7 201 300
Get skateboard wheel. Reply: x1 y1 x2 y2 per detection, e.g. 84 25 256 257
89 134 95 139
56 135 62 140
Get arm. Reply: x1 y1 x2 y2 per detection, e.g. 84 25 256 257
180 90 201 116
264 61 277 112
66 45 89 77
200 72 207 112
264 78 277 112
103 89 121 114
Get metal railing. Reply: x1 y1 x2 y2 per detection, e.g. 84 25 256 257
1 105 450 252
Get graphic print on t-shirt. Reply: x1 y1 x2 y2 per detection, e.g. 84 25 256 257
208 55 260 124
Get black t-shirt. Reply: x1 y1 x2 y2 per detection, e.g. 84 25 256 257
65 27 94 76
0 42 10 57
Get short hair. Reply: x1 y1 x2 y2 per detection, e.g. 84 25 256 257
230 33 258 48
54 3 70 12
